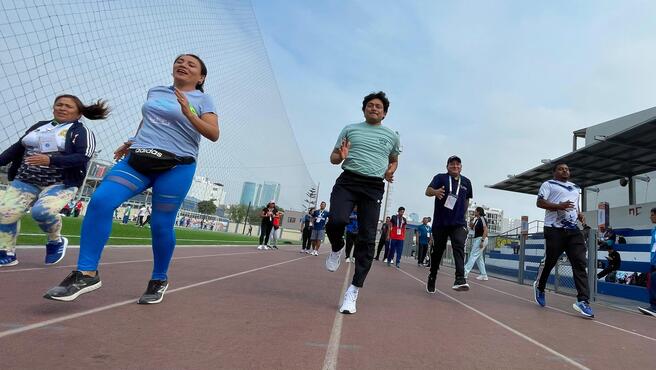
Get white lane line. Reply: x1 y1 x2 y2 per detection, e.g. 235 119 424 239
322 263 352 370
0 255 308 340
0 251 262 273
399 269 590 370
445 271 656 343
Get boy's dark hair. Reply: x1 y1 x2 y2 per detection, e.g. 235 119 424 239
398 206 405 211
362 91 390 114
651 207 656 214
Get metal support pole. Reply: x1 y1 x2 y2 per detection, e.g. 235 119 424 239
628 176 636 205
518 234 526 284
587 228 598 302
382 181 390 222
554 261 560 293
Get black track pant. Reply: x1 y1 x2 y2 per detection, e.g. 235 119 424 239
325 171 384 288
259 222 273 245
536 227 590 302
429 225 468 279
301 227 312 250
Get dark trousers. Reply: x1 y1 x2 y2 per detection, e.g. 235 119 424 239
345 231 358 258
537 227 590 302
301 227 312 250
375 235 388 259
597 265 618 279
429 226 468 279
325 171 384 288
388 239 404 264
417 243 429 264
259 222 273 245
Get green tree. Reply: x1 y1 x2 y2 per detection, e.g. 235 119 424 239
197 200 217 215
227 204 248 224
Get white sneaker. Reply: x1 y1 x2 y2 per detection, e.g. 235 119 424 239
345 257 351 263
476 275 489 281
339 286 358 314
257 245 263 250
264 245 270 250
350 257 355 263
326 250 342 272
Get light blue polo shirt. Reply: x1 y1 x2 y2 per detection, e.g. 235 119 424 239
131 86 217 158
334 121 401 178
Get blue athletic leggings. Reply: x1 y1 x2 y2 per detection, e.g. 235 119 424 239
77 157 196 280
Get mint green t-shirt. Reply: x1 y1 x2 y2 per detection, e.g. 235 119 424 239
334 121 401 178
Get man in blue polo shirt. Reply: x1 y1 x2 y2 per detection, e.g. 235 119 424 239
425 156 473 293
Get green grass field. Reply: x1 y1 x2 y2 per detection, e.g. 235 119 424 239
16 215 268 246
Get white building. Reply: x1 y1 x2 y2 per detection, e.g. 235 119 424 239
467 203 504 235
187 176 226 207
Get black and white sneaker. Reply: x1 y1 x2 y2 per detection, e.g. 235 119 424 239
426 274 437 294
452 278 470 291
638 306 656 317
137 280 169 304
43 270 101 302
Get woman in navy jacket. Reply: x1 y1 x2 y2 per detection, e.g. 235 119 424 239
0 94 109 267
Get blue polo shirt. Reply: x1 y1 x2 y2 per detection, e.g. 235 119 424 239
416 224 432 244
429 173 473 227
313 209 330 230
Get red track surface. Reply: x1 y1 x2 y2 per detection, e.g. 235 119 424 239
1 245 654 369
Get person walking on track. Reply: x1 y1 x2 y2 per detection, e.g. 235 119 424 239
44 54 219 305
638 207 656 316
0 94 108 267
310 201 329 256
464 207 489 280
386 207 407 268
533 163 594 318
324 91 401 314
425 155 473 293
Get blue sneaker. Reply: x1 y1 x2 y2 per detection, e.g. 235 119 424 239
45 237 68 265
573 301 594 318
533 281 545 307
0 250 18 266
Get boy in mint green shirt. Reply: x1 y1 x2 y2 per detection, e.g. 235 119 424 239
323 91 401 315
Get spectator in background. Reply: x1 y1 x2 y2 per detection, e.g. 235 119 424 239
137 204 148 226
597 244 621 281
464 207 489 281
73 199 84 217
248 224 253 236
638 207 656 316
270 208 283 249
415 217 432 266
300 207 314 253
258 201 277 250
375 216 391 261
61 203 72 217
598 227 617 250
344 206 358 263
387 207 407 268
122 204 132 224
310 201 329 256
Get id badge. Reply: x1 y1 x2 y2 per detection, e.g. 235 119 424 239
38 133 58 153
396 228 402 236
444 193 458 210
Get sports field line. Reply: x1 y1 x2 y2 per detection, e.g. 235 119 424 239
399 269 591 370
18 233 259 243
0 250 263 273
322 263 352 370
0 255 309 340
439 270 656 343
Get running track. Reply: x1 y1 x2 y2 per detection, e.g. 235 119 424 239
1 245 654 369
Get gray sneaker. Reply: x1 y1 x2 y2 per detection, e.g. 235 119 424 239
325 250 342 272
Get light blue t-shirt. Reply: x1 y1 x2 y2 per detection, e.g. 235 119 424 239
132 86 217 158
334 121 401 178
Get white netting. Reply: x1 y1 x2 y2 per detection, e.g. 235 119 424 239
0 0 314 210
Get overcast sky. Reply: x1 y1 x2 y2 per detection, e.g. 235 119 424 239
251 0 656 222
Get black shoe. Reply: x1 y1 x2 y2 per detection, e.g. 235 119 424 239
452 278 470 291
138 279 169 304
638 306 656 316
426 274 436 294
44 270 101 302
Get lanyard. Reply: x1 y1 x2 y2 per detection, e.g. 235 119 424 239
449 176 461 198
396 216 402 228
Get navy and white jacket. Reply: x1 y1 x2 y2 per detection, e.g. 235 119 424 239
0 120 95 188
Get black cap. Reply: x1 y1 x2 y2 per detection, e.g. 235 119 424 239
447 155 461 164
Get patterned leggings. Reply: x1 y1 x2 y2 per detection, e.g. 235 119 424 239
0 180 77 253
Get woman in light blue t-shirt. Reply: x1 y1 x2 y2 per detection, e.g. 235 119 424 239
45 54 220 305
